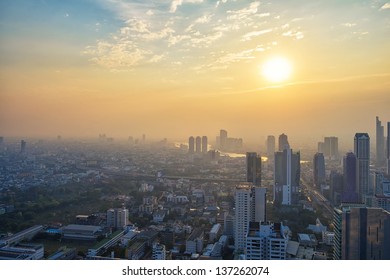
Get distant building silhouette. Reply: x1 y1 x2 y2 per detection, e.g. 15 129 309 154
188 136 194 154
201 136 208 154
342 152 359 203
195 136 201 153
313 153 326 188
354 133 370 204
246 152 261 186
278 133 289 151
324 137 339 160
266 135 275 160
376 116 385 167
274 148 300 205
387 122 390 175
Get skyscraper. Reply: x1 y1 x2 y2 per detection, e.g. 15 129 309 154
234 183 267 253
342 153 359 203
376 116 385 166
274 148 300 205
246 152 261 186
354 133 370 203
251 187 267 224
324 136 339 160
278 133 289 151
266 135 275 160
313 153 326 188
234 185 252 252
220 129 227 149
387 122 390 175
201 136 208 154
195 136 201 154
334 206 390 260
188 136 194 154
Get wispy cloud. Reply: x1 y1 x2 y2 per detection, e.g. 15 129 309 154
242 29 273 41
170 0 204 13
380 2 390 10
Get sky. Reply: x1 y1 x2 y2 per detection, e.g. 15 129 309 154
1 0 390 147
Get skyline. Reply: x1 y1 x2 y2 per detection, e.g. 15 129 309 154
1 1 390 142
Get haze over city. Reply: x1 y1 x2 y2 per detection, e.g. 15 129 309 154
1 0 390 143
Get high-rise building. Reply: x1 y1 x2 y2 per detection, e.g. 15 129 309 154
188 136 195 154
334 206 390 260
318 142 325 154
201 136 208 154
354 133 370 203
106 207 129 229
266 136 275 160
274 148 300 205
220 129 228 149
234 185 252 253
20 140 26 153
387 122 390 175
278 133 289 151
195 136 201 154
324 137 339 160
313 153 326 188
376 116 385 167
330 170 343 206
251 187 266 224
245 222 288 260
342 152 359 203
234 183 267 252
246 152 262 186
0 137 4 145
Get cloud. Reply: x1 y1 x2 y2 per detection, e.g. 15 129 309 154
242 29 273 41
170 0 204 13
380 3 390 10
227 1 260 20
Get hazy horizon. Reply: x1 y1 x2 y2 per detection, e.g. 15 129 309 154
1 1 390 144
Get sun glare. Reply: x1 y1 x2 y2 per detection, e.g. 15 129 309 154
261 57 292 83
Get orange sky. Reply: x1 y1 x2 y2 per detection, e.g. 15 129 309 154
1 1 390 146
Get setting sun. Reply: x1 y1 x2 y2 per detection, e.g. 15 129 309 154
261 57 292 83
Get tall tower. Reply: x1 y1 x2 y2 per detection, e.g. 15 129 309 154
220 129 228 149
188 136 195 154
195 136 201 154
278 133 289 151
324 136 339 160
201 136 208 154
235 183 267 253
342 152 359 203
266 135 275 160
354 133 370 204
234 185 252 253
313 153 326 188
274 148 300 205
387 122 390 175
246 152 262 186
337 207 390 260
376 116 385 167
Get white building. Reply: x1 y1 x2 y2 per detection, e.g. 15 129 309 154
234 185 251 253
107 207 129 229
152 243 166 260
246 222 289 260
209 223 222 242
